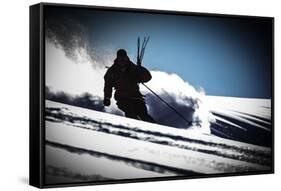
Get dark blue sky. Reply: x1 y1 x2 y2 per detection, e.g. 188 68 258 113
46 7 273 99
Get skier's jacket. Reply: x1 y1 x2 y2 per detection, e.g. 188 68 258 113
104 57 152 100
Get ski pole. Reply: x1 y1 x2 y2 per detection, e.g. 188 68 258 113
141 83 192 126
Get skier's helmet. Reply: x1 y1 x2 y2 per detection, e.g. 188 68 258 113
117 49 127 58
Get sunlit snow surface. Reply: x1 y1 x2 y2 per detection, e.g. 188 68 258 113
45 98 272 185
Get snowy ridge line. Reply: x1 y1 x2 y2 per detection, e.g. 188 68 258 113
212 115 247 131
46 121 270 174
234 111 271 125
46 165 111 181
212 111 271 132
45 107 271 166
46 140 199 176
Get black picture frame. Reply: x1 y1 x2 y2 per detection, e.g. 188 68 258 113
30 2 274 188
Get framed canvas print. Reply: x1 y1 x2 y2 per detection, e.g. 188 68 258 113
29 3 274 188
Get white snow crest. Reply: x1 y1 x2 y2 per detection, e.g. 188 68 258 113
142 71 214 134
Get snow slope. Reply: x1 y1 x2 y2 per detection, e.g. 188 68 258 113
44 99 272 185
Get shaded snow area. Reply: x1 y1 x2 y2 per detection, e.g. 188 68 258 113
45 100 272 185
206 96 272 147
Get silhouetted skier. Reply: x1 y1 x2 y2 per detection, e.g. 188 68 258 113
103 49 155 123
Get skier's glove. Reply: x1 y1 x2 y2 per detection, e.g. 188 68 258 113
103 98 111 106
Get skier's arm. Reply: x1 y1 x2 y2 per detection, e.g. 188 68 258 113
136 65 152 83
103 69 114 106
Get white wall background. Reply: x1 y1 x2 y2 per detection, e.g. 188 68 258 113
0 0 279 190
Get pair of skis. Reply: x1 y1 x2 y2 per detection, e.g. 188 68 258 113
137 36 150 66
